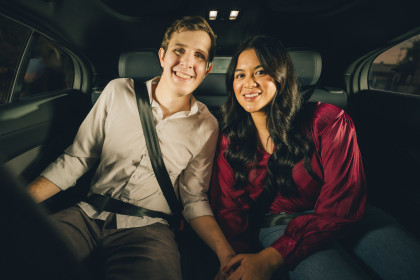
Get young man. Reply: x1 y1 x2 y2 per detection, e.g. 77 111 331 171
28 16 234 280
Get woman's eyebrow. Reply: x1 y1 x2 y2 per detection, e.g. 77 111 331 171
235 65 263 72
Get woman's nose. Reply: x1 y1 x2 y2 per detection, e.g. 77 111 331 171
244 76 257 88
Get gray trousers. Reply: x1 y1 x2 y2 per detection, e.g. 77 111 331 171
49 206 182 280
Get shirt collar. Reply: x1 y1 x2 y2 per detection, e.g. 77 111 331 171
145 77 199 118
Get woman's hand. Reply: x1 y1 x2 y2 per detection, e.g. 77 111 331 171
223 247 284 280
214 252 236 280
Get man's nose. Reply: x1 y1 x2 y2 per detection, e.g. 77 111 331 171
179 53 193 68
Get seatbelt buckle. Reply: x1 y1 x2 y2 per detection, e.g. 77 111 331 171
96 194 111 212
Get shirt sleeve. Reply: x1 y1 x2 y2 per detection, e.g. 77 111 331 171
41 80 113 190
210 136 257 253
270 110 367 269
179 118 219 222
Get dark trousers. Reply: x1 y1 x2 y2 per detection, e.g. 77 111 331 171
49 206 182 280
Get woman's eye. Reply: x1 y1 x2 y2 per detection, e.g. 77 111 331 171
256 69 265 75
235 73 244 79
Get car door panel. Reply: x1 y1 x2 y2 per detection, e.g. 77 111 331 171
349 90 420 237
0 90 91 181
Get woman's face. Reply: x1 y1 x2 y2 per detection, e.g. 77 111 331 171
233 48 277 114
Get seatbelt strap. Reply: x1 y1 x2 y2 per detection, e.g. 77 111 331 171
133 79 184 227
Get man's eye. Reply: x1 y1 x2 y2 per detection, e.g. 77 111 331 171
195 52 205 60
174 48 184 55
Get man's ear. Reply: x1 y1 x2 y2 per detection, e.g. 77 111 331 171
205 63 213 76
158 48 165 68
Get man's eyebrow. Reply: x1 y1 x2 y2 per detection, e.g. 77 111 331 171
173 43 209 56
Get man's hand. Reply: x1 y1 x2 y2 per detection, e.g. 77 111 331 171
189 216 236 280
214 251 236 280
223 247 284 280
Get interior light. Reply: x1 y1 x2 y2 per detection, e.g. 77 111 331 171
209 10 218 20
229 10 239 20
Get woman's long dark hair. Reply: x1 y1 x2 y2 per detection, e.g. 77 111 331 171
221 35 318 197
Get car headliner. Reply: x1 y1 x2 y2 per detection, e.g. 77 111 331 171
1 0 420 86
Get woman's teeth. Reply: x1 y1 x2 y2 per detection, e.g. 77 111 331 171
245 93 260 98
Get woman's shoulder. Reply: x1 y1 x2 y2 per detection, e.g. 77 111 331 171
305 102 352 135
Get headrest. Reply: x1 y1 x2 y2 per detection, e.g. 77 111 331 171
289 49 322 89
195 49 322 104
118 49 161 80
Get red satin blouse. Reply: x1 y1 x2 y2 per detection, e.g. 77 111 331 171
210 102 367 269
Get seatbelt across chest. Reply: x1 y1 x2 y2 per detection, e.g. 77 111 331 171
133 79 184 227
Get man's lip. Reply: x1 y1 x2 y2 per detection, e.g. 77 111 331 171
173 70 194 79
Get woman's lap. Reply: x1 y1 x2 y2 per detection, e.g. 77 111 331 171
258 205 420 280
343 205 420 279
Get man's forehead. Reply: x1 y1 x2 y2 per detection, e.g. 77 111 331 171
168 30 211 54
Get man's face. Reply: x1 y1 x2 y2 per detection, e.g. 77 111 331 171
158 30 212 96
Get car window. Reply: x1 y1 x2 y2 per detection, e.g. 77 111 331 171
17 36 75 100
369 34 420 95
0 15 30 104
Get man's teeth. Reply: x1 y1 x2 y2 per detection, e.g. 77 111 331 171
245 93 260 98
176 72 192 79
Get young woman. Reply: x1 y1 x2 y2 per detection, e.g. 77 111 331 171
211 35 420 280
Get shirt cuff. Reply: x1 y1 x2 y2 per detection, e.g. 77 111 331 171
41 153 86 190
270 235 298 269
182 200 214 222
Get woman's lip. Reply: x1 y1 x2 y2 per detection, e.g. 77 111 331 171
243 92 261 100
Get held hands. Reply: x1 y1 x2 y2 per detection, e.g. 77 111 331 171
214 252 236 280
222 247 284 280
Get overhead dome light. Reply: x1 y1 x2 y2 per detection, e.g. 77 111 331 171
229 10 239 20
209 10 218 20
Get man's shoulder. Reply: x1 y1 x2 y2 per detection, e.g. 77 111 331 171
105 78 133 90
195 100 218 129
99 78 135 101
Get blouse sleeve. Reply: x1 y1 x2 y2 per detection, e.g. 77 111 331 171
210 136 257 253
270 109 367 269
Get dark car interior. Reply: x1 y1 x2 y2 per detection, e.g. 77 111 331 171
1 0 420 278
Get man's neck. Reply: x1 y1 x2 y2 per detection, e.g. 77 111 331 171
153 80 192 119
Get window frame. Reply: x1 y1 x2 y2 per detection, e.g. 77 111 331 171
345 26 420 97
0 12 91 104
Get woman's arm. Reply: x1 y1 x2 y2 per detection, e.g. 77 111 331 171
270 108 367 269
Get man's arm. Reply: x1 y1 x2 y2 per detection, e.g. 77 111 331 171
189 215 235 273
27 176 61 203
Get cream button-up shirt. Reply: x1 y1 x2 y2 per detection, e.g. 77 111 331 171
42 77 218 228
